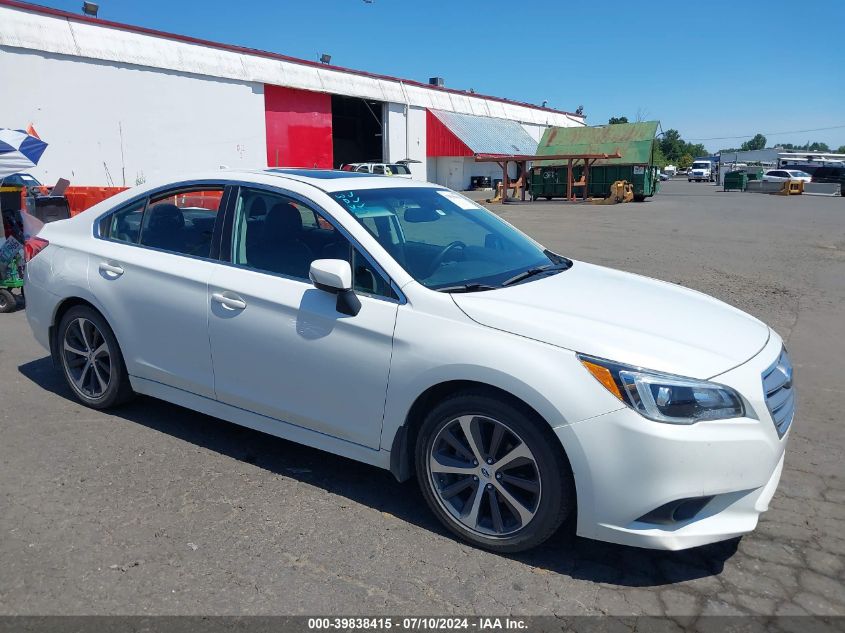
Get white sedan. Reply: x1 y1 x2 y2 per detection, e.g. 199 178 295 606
24 169 793 552
763 169 812 183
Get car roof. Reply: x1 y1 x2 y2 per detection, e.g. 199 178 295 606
258 168 436 192
129 168 440 194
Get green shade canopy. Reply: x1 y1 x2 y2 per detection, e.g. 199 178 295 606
536 121 659 166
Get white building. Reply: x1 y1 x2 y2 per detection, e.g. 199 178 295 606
0 1 584 188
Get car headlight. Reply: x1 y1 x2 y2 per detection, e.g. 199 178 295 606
578 354 744 424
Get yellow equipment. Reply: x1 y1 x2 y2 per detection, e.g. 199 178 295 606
487 174 525 203
777 180 804 196
591 180 634 204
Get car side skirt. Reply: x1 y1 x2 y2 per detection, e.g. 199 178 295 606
130 376 392 471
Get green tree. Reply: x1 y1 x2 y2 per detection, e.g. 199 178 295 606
779 141 834 152
608 116 629 125
660 129 684 163
740 134 767 151
687 143 707 158
837 145 845 154
808 141 830 152
652 143 668 168
678 153 693 170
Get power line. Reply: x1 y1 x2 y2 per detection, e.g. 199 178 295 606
686 124 845 142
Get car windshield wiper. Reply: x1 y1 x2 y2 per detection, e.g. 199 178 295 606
501 263 568 287
435 283 498 293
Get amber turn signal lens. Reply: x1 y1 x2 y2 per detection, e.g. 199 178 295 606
580 359 624 401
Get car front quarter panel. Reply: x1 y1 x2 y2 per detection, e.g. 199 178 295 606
381 296 628 455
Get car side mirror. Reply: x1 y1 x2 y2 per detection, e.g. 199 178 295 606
309 259 361 317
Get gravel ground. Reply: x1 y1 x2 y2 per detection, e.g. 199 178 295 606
0 180 843 618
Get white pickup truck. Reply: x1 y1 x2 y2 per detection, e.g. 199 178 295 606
688 160 715 182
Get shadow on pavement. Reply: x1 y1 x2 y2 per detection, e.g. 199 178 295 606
19 355 738 587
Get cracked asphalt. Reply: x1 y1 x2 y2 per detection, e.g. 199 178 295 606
0 180 843 617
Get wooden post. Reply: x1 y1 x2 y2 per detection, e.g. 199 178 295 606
521 161 528 202
567 158 573 202
501 160 509 204
584 159 591 201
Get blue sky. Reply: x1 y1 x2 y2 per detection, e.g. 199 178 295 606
41 0 845 152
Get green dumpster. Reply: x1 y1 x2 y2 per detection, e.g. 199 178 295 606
531 121 661 202
724 170 748 192
745 168 764 181
530 164 658 201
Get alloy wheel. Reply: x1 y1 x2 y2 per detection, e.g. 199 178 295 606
427 415 542 537
62 317 111 399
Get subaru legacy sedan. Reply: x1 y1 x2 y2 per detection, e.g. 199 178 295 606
24 169 793 552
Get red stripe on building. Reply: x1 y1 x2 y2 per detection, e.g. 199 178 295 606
426 110 473 158
264 85 333 168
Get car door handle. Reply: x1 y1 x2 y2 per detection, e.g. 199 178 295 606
98 262 124 277
211 292 247 311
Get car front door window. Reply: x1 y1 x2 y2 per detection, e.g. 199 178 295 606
231 188 394 299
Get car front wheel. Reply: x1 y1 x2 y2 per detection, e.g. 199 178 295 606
415 391 573 553
58 306 134 409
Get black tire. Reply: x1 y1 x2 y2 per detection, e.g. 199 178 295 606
415 390 574 553
0 288 16 313
633 194 646 202
57 305 135 409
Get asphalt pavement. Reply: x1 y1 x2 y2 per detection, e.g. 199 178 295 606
1 180 843 618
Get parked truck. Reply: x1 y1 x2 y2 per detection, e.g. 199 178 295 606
689 160 715 182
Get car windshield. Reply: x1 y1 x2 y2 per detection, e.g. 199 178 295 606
788 171 810 178
692 163 709 169
331 187 568 291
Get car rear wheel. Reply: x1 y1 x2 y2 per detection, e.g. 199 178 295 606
415 391 573 553
58 306 134 409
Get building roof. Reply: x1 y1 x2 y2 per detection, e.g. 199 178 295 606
0 0 585 128
428 110 539 156
536 121 659 165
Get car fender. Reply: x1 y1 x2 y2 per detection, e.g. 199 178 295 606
381 302 627 477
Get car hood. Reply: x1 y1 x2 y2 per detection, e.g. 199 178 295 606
451 261 770 378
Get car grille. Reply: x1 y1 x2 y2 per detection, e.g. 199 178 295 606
762 348 795 438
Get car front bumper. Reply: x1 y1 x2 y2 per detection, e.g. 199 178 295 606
555 331 789 550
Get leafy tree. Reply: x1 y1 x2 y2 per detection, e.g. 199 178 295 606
678 154 693 170
808 142 830 152
656 129 710 164
838 145 845 154
608 116 629 125
652 143 668 168
687 143 707 159
659 129 684 163
740 134 767 151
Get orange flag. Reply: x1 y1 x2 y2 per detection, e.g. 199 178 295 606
26 123 40 139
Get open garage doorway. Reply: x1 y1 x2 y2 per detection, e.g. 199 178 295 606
331 95 383 168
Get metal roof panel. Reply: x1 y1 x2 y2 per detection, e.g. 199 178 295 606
536 121 659 165
429 110 539 156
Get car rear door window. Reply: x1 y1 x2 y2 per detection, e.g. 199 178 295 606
139 188 223 258
101 198 146 244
